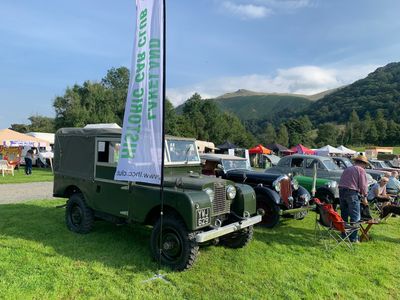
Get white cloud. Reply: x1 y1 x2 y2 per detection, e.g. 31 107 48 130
166 64 379 105
222 1 272 19
257 0 313 10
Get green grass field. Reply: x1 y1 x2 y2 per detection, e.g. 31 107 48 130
0 167 53 184
1 199 399 299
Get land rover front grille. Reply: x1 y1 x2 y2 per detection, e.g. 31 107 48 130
212 182 230 216
279 178 292 207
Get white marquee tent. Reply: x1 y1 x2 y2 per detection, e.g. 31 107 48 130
315 145 344 156
337 145 357 155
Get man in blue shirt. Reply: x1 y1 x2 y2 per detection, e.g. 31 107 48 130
386 171 400 195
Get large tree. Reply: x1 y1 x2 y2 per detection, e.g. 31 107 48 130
276 124 289 146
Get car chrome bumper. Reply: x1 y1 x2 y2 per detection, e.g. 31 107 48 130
195 215 262 243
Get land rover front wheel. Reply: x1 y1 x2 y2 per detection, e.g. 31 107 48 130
257 195 280 228
220 226 254 248
150 215 199 271
66 193 94 234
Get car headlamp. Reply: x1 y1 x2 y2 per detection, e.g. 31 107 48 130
272 180 281 192
226 185 236 200
325 181 337 189
204 188 214 202
292 178 299 190
300 193 311 205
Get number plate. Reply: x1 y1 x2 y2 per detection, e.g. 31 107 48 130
294 210 308 219
196 207 210 227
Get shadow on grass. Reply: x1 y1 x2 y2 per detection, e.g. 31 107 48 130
0 202 157 272
254 220 318 248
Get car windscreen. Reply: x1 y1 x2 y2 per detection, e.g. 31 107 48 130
167 140 200 163
379 161 390 168
322 159 340 170
222 159 249 171
341 158 353 167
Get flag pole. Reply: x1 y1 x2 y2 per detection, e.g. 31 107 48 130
144 0 168 283
157 0 167 273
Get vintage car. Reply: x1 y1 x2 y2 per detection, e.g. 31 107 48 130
265 154 343 181
200 153 311 228
369 159 399 173
266 154 376 186
294 175 339 205
332 156 384 181
53 128 261 271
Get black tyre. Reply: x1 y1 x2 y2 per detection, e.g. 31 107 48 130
66 193 94 234
150 214 199 271
220 226 254 248
256 195 280 228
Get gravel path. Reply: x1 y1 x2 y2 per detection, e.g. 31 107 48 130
0 182 54 204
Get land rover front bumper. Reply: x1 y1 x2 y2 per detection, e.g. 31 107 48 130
195 215 262 243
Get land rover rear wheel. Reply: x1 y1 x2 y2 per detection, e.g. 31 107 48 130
257 195 280 228
150 215 199 271
66 193 94 234
220 226 254 248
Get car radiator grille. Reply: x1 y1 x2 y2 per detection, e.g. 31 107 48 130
279 178 292 208
212 182 230 216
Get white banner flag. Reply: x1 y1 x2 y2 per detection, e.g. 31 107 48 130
115 0 164 184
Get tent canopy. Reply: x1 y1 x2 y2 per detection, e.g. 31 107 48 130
249 144 272 154
337 145 357 155
0 129 49 147
263 154 281 166
291 144 315 155
316 145 343 155
265 143 289 153
216 141 239 150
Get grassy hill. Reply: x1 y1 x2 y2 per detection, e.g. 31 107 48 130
176 89 338 124
213 93 312 122
303 62 400 124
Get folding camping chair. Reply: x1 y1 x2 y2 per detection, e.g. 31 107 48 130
314 198 360 251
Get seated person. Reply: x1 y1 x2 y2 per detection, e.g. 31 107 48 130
386 171 400 195
367 177 392 203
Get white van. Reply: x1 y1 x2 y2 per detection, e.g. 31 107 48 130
20 146 53 167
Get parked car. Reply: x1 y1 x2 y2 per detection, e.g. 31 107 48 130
384 160 400 169
53 128 261 271
332 156 384 181
369 159 399 173
200 153 311 228
266 154 344 181
294 175 339 205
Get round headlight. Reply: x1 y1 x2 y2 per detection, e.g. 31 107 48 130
292 178 299 190
273 181 280 192
300 193 311 205
204 188 214 202
226 185 236 200
325 181 337 189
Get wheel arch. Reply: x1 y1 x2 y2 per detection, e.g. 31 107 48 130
315 187 337 204
144 205 185 227
64 185 83 198
253 186 281 205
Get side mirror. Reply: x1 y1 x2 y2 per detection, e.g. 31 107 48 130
217 164 223 170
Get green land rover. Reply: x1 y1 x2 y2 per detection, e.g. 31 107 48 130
53 128 261 270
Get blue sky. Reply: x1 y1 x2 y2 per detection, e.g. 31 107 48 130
1 0 400 128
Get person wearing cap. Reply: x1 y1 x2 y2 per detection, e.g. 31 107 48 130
338 154 369 242
367 176 391 202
